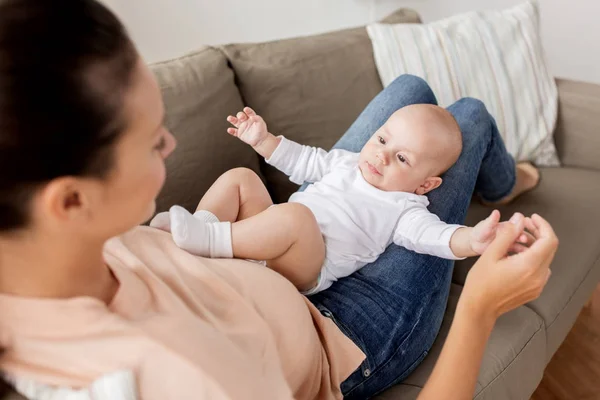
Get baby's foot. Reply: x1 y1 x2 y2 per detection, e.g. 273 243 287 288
482 162 540 206
170 206 233 258
149 209 220 233
170 206 211 256
149 211 172 232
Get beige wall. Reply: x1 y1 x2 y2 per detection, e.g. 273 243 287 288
103 0 599 84
399 0 599 84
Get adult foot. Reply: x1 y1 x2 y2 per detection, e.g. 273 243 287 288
482 162 540 206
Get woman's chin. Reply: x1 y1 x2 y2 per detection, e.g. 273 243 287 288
139 201 158 226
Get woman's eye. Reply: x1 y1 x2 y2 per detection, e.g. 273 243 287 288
397 154 406 163
154 136 167 151
378 136 385 145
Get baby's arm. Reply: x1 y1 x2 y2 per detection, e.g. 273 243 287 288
451 210 533 258
227 107 352 184
393 207 466 260
394 208 533 259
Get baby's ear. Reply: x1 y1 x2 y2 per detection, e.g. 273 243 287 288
416 176 443 195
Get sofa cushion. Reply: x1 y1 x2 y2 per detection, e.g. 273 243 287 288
554 78 600 171
150 47 264 213
454 167 600 352
375 284 546 399
220 9 421 203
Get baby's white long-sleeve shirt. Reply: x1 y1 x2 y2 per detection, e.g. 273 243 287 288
266 136 464 293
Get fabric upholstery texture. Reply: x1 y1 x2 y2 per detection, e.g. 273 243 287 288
554 78 600 171
150 47 264 213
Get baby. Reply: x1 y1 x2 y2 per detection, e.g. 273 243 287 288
151 105 528 294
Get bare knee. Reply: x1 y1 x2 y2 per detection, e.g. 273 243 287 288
268 203 325 290
278 203 318 230
278 203 324 259
222 167 262 186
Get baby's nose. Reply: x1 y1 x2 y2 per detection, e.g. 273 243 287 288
377 152 388 165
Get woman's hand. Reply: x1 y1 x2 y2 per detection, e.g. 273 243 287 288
469 210 534 255
227 107 270 147
418 213 558 400
462 213 558 321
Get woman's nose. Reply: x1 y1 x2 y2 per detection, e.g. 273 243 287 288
162 130 177 159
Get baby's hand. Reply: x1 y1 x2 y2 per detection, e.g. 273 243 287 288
470 210 533 255
226 107 269 147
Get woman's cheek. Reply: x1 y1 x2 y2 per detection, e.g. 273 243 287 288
150 157 167 196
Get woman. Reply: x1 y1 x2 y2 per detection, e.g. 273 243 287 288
0 1 557 399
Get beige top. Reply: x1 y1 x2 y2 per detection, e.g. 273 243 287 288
0 227 365 399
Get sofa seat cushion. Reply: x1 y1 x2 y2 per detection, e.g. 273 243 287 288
150 47 264 213
454 167 600 349
375 285 546 399
220 9 421 203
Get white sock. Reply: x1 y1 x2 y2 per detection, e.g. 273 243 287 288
193 209 220 224
150 209 220 232
169 206 233 258
149 211 172 232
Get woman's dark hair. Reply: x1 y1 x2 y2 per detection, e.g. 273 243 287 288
0 0 138 231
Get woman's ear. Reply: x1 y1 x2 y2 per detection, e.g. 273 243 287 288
38 177 92 228
415 176 443 195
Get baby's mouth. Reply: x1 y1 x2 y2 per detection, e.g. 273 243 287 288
366 161 382 176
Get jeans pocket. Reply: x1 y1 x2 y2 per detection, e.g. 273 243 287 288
315 305 373 377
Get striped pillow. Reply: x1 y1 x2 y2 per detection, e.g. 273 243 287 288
367 1 559 166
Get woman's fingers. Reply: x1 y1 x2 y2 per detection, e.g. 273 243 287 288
524 216 539 238
483 213 525 261
518 231 536 246
514 223 558 276
509 242 529 253
531 214 556 239
545 268 553 284
530 214 559 263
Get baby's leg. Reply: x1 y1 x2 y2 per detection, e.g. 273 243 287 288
231 203 325 291
170 202 325 291
196 167 272 222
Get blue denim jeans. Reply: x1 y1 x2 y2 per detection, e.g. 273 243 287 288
302 75 516 399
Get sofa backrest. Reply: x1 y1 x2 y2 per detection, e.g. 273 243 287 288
151 47 264 213
150 8 421 210
221 9 421 203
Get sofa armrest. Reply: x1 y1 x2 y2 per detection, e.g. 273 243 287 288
554 78 600 171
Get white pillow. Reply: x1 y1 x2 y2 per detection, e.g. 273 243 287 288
5 370 137 400
367 1 560 166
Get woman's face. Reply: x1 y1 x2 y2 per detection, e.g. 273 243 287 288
87 58 176 237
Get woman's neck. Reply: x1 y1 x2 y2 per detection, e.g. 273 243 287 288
0 230 119 304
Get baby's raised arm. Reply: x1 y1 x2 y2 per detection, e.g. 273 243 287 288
226 107 354 184
226 107 281 159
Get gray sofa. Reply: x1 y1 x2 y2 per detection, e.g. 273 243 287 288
5 7 600 400
151 10 600 399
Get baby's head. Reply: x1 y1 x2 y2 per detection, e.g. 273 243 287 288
358 104 462 195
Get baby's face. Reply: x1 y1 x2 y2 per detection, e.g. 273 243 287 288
358 105 461 194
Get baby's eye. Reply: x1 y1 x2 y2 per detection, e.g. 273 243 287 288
378 136 386 145
397 154 406 163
